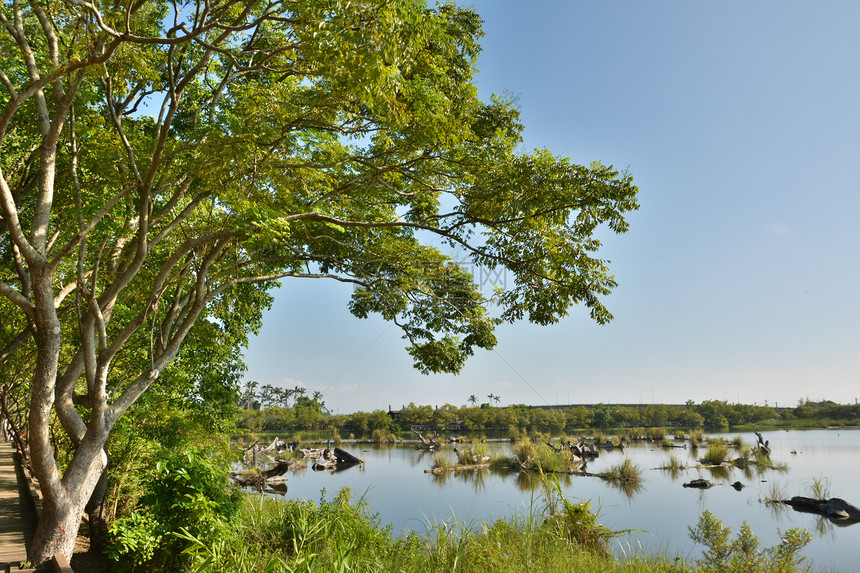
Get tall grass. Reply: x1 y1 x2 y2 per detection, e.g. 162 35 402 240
174 485 815 573
647 427 668 441
371 428 397 443
808 476 830 500
598 459 642 484
455 441 489 465
689 429 705 448
432 453 452 471
661 455 684 472
701 444 729 465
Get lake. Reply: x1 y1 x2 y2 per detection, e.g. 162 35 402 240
246 428 860 572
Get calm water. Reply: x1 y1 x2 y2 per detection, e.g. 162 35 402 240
249 429 860 572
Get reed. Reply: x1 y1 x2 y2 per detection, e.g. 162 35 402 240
648 426 668 441
701 444 729 465
661 455 684 472
598 458 642 484
172 486 813 573
689 429 704 448
808 476 830 500
432 453 452 470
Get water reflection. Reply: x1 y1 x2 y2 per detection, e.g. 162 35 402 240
602 476 644 499
430 467 489 494
234 429 860 573
703 465 731 481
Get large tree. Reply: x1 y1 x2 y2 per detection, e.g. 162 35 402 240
0 0 637 563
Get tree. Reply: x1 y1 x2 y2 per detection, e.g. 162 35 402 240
242 381 260 410
0 0 637 562
468 394 478 407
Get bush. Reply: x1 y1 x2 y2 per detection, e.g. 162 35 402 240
689 510 811 572
543 499 615 556
702 444 729 465
108 445 241 571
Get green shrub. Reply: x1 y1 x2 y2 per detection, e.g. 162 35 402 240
371 428 396 443
598 458 642 484
702 444 729 465
648 426 668 441
662 455 684 472
107 445 241 571
543 499 615 556
689 510 811 572
432 452 452 470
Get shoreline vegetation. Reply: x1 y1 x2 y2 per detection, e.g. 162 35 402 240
235 397 860 439
173 479 815 573
104 406 835 571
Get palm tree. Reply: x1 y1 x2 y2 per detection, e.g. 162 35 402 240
260 384 275 409
494 395 501 406
487 393 497 406
281 387 294 408
243 381 259 410
468 394 478 407
312 390 329 413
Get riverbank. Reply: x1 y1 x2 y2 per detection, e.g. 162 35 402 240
176 487 812 573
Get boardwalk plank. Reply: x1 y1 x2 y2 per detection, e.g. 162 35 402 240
0 441 28 565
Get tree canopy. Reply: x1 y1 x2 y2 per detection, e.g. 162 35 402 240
0 0 637 563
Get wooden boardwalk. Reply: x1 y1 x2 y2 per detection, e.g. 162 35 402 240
0 440 32 570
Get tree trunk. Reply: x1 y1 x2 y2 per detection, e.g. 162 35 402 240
29 443 107 564
85 464 109 550
30 496 84 565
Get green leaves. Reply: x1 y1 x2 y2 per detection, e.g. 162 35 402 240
3 0 639 449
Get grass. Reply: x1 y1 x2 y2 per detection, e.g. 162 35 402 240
753 448 772 467
598 458 642 484
647 427 668 441
689 429 705 448
701 444 729 465
455 441 489 466
764 482 787 504
660 455 684 472
808 476 830 500
171 483 816 573
503 439 580 473
432 453 452 471
371 428 397 443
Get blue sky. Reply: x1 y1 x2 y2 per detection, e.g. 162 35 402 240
241 2 860 414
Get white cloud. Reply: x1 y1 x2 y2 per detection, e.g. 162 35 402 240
499 381 513 388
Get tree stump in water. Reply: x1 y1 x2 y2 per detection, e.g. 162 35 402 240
782 497 860 522
683 478 718 489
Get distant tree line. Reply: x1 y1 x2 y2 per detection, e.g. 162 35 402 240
781 399 860 424
242 389 844 433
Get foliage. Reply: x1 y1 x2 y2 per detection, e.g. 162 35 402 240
1 0 638 560
169 487 817 573
542 498 617 557
107 445 241 571
701 444 729 465
661 455 684 472
598 459 642 483
432 452 452 470
807 476 830 501
688 510 811 572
